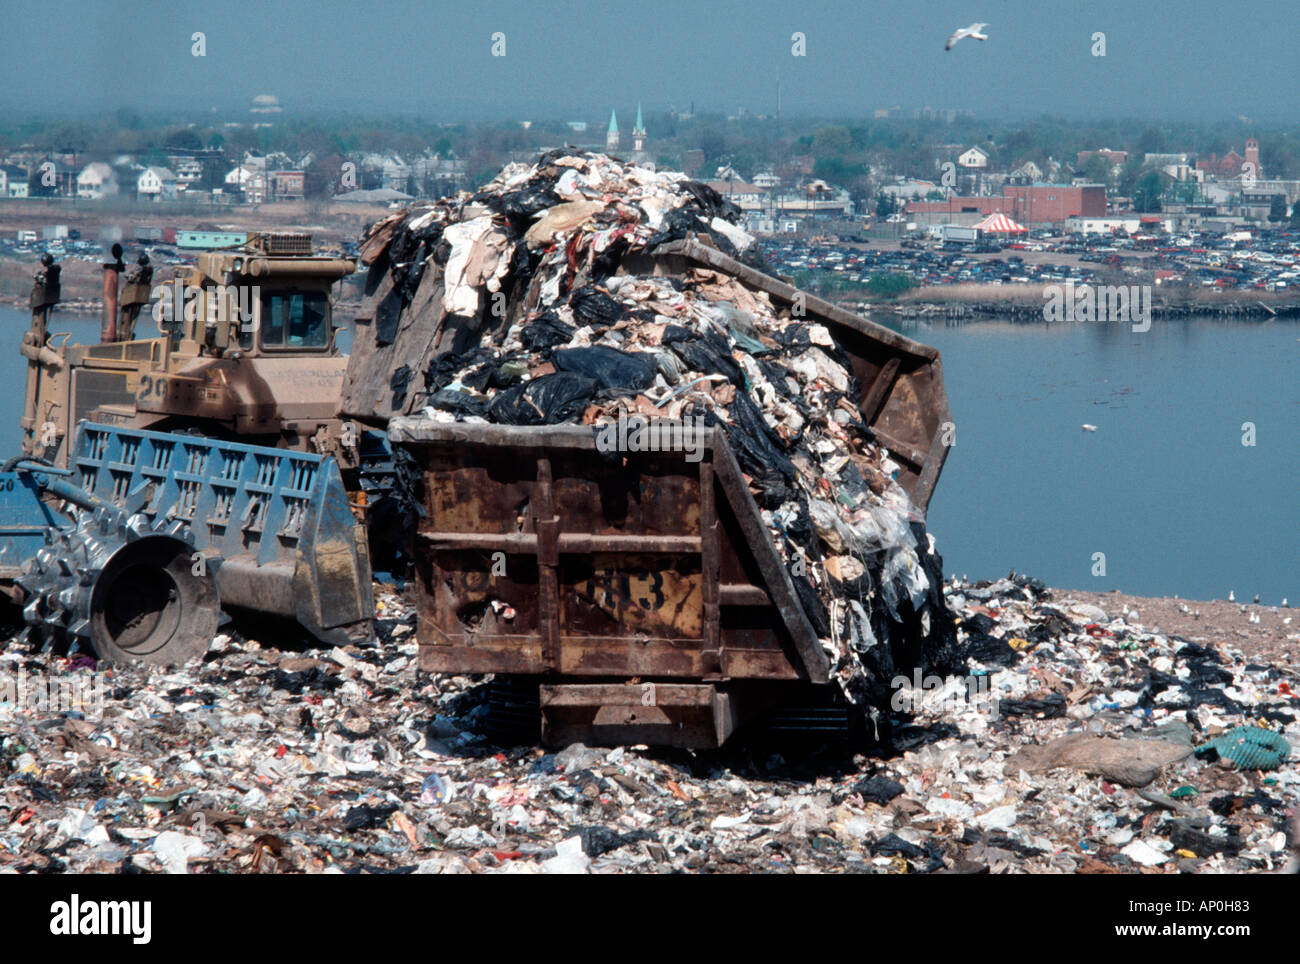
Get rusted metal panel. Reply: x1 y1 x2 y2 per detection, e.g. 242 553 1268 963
393 418 832 686
539 683 739 749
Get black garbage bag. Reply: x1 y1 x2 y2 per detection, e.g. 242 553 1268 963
487 359 526 390
567 825 655 858
342 805 398 831
568 286 627 327
790 570 830 637
554 346 656 392
853 775 905 805
491 181 560 221
678 180 742 222
428 389 490 419
722 390 798 503
390 365 413 409
518 310 577 352
662 327 746 387
374 287 404 346
459 363 495 392
387 219 443 303
423 347 496 393
487 372 597 425
758 359 799 399
961 633 1016 668
645 206 709 249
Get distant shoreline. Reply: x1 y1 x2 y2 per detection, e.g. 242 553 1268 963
834 283 1300 319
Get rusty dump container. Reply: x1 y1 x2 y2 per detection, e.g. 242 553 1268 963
391 418 837 747
382 239 954 748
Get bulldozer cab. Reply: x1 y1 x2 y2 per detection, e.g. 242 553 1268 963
21 233 357 467
159 233 348 358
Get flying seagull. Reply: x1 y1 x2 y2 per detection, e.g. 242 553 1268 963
1081 424 1097 432
946 23 989 50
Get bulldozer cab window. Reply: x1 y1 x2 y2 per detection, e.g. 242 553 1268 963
259 291 329 350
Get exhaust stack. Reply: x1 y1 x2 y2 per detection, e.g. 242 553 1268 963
100 242 124 343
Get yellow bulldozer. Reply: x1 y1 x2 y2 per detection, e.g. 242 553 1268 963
21 232 360 469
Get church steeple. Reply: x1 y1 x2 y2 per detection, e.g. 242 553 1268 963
632 103 646 152
606 109 619 150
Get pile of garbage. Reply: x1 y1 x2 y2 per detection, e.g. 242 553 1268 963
1 578 1293 873
356 151 955 707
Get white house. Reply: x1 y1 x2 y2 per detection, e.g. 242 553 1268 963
224 163 256 188
76 162 119 200
2 165 28 198
958 146 989 169
381 157 412 193
1010 160 1043 182
137 166 178 200
880 177 940 200
173 158 204 191
224 164 267 203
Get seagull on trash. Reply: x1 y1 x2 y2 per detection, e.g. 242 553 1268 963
946 23 989 50
1081 424 1097 432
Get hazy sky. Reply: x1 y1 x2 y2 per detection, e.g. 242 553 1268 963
3 0 1297 121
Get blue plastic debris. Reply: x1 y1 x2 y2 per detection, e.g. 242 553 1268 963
420 773 449 805
1194 726 1291 771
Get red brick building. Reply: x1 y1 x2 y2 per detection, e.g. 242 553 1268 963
905 184 1106 225
1196 139 1261 180
269 170 305 200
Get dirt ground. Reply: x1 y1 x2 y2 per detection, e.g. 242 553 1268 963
1049 586 1298 666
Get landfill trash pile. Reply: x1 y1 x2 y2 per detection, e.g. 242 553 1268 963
355 151 955 708
1 577 1293 874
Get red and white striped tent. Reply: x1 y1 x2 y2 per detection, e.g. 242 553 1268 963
973 212 1028 234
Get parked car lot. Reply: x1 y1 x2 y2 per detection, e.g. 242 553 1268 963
759 227 1300 292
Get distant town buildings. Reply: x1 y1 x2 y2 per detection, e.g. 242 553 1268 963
1008 161 1043 184
873 106 972 122
880 177 940 200
137 166 178 201
708 172 854 232
1196 139 1261 179
906 184 1107 227
269 170 305 201
0 113 1291 239
1077 148 1128 169
2 164 29 198
75 162 118 200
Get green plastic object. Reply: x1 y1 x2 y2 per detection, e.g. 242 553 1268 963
1194 726 1291 771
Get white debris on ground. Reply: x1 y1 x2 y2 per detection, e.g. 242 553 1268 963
1 576 1293 874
